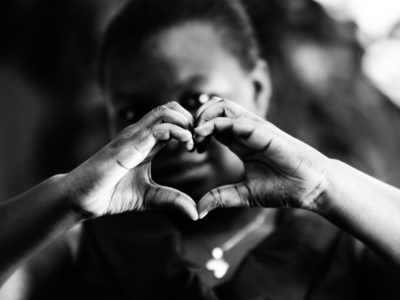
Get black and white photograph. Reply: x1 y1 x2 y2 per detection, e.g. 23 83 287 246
1 0 400 299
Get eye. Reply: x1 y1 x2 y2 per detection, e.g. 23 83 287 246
180 93 215 110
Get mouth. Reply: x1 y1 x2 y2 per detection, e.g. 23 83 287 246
152 152 213 187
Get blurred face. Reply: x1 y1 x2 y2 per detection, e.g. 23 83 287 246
104 22 269 200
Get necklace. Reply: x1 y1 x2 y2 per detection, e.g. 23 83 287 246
205 211 269 279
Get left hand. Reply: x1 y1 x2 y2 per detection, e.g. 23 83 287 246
64 102 198 220
194 97 331 218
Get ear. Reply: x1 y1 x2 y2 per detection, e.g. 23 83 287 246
250 59 271 117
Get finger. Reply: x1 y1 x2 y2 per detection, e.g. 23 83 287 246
195 98 260 128
194 117 234 153
144 183 198 220
197 183 253 219
195 117 273 153
196 97 232 129
166 101 195 128
194 117 276 156
116 123 193 170
141 104 192 130
152 123 194 151
195 96 224 120
194 117 234 139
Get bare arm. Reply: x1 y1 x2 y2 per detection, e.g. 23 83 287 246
0 102 197 286
0 175 79 286
321 159 400 266
194 97 400 266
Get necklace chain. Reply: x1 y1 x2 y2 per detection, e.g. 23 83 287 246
219 212 268 252
206 211 269 279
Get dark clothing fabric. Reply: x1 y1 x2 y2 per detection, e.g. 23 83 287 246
77 210 398 300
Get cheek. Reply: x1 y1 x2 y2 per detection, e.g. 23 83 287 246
209 141 244 183
227 79 258 114
235 96 258 114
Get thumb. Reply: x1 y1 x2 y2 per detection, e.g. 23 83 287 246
197 183 252 219
144 182 199 221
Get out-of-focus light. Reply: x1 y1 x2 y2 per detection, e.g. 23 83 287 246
363 38 400 107
314 0 350 21
314 0 400 40
349 0 400 39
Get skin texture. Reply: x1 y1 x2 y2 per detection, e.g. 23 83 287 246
0 101 198 286
193 97 400 267
103 21 277 287
2 15 400 292
194 97 330 217
65 101 198 219
105 22 271 201
1 20 272 290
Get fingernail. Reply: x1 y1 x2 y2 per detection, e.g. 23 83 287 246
194 135 206 143
186 140 194 151
211 96 223 101
199 211 209 219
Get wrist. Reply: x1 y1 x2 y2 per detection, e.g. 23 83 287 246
299 156 335 214
53 173 96 222
306 158 343 216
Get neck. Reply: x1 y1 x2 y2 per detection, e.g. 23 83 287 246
180 207 278 287
178 207 277 238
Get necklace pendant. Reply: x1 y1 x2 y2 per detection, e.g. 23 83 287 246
206 247 230 279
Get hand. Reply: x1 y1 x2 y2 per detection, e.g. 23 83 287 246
194 98 330 218
63 102 198 220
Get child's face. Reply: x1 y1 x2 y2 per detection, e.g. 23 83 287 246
104 22 266 200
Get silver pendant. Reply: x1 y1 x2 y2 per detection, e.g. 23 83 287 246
206 247 230 279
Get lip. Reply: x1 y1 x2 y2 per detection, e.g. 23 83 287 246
152 154 212 185
153 151 209 169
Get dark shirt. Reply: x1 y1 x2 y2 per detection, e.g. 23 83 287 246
77 210 398 300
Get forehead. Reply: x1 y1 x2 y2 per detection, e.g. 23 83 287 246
152 22 230 77
105 22 247 97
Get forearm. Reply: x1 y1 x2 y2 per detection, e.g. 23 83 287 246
0 175 84 286
317 159 400 266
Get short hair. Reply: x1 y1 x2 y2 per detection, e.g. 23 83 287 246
99 0 260 86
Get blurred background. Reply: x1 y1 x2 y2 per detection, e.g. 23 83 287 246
1 0 400 200
1 0 400 298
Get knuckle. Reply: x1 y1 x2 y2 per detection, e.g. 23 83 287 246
236 117 247 124
167 100 178 107
217 98 226 105
212 189 226 208
146 126 158 140
153 105 168 117
145 125 154 136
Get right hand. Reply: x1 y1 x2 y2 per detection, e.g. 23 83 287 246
62 102 198 220
193 98 330 218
